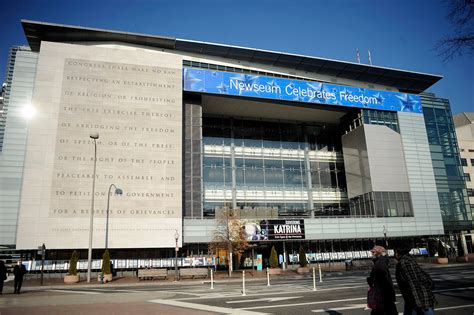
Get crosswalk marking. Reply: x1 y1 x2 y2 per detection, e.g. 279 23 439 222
47 289 102 295
311 303 368 313
148 299 269 315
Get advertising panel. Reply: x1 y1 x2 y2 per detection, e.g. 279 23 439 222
183 68 422 113
243 219 305 241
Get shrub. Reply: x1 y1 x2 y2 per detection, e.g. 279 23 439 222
437 240 447 258
457 238 465 257
101 249 111 274
269 246 279 268
298 245 308 267
68 250 78 276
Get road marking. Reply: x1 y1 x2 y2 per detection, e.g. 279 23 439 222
242 296 368 310
148 299 269 314
152 290 203 296
397 304 474 315
434 286 474 293
176 285 366 301
226 296 302 304
311 303 368 313
107 289 145 293
430 304 474 311
242 286 474 310
47 289 102 295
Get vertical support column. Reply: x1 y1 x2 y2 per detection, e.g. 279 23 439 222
230 119 237 209
282 241 287 270
184 95 203 218
303 130 314 218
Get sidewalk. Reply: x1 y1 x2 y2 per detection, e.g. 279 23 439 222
4 258 473 292
2 268 290 292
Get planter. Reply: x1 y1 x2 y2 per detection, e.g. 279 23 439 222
437 257 449 264
64 274 80 284
98 273 113 283
268 268 282 275
296 267 310 274
456 256 468 263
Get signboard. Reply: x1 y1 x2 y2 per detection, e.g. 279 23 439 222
257 254 263 271
243 219 305 241
183 68 422 113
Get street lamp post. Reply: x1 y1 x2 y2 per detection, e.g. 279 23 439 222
174 230 179 281
105 184 123 249
87 133 99 283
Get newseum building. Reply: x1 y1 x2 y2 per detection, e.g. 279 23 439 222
1 20 471 267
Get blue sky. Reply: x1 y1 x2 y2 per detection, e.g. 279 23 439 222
1 0 472 113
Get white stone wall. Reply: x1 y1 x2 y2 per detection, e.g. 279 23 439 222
365 124 410 192
16 42 183 249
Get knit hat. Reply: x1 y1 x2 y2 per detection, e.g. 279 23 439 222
370 245 387 256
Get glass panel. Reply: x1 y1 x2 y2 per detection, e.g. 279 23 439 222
264 169 284 187
264 159 283 169
235 168 245 187
311 171 321 188
203 167 224 186
245 158 263 169
284 169 303 187
245 168 264 186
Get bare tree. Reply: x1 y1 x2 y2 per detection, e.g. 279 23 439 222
208 208 249 277
436 0 474 61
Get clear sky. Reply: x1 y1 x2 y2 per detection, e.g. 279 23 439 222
1 0 472 113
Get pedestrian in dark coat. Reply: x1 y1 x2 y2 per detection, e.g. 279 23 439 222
13 261 27 294
367 246 398 315
0 260 7 294
395 246 436 315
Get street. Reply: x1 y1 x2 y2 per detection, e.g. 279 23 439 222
0 264 473 314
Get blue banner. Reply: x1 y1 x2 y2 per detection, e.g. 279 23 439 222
183 68 422 113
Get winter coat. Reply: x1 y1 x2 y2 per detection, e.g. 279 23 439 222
395 254 436 309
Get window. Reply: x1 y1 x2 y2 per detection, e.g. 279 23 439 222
461 158 468 166
464 173 471 182
468 188 474 197
471 159 474 166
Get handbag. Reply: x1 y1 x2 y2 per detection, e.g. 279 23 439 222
367 285 384 310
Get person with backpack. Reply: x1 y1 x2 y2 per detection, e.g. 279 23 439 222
395 245 436 315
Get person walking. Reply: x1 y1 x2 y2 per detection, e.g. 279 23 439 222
13 261 27 294
395 245 436 315
366 245 397 315
0 260 7 295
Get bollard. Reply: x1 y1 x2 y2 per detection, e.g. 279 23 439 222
313 267 317 291
318 263 322 283
266 267 270 286
210 268 214 290
242 270 246 296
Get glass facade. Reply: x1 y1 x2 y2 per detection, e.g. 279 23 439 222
361 110 399 133
349 192 413 217
422 93 472 231
202 116 349 218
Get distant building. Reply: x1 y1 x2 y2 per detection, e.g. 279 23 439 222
453 112 474 252
0 82 6 151
0 20 471 264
